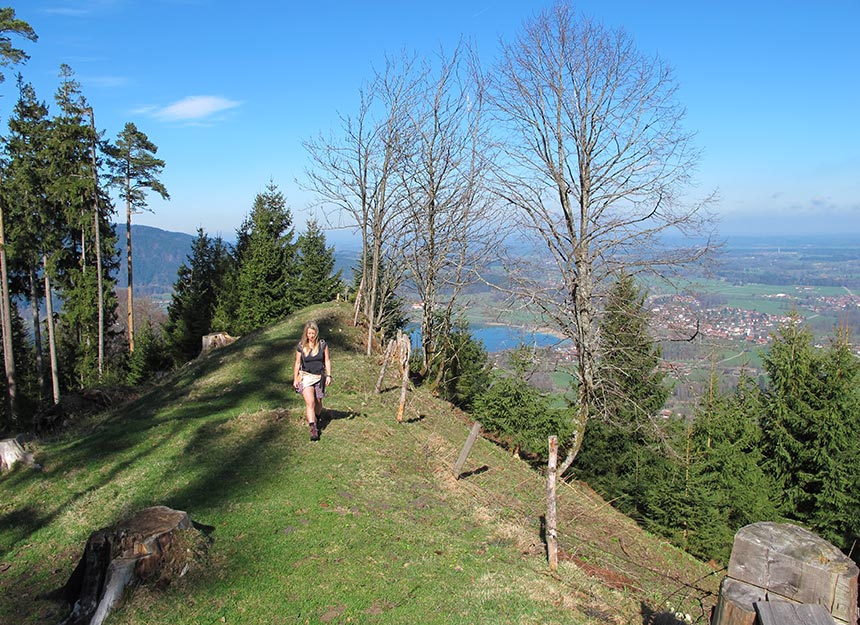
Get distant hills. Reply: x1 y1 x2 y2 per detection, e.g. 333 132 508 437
113 224 360 303
113 224 195 300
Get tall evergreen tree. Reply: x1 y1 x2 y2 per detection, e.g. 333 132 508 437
761 319 860 550
294 219 342 309
575 272 671 510
0 7 37 422
654 373 778 563
47 65 120 390
164 228 229 363
228 182 296 334
105 121 169 353
2 77 51 402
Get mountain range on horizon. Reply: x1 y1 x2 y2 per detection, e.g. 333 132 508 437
115 222 860 303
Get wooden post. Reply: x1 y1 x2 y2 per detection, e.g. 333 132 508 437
546 435 558 571
396 331 410 422
375 338 396 394
453 421 482 478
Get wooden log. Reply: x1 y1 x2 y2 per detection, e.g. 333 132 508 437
546 435 558 571
755 600 837 625
374 338 396 394
453 421 482 478
60 506 201 625
711 577 767 625
727 522 858 624
0 436 40 471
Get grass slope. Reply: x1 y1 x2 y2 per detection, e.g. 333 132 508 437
0 302 721 625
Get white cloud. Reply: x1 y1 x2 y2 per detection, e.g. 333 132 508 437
153 96 241 122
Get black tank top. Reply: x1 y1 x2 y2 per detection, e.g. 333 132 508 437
298 340 326 375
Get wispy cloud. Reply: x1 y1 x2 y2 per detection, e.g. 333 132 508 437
84 75 130 88
43 0 126 17
151 95 241 122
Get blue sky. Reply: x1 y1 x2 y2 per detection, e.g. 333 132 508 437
3 0 859 240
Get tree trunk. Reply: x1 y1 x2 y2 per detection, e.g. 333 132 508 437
89 108 104 379
375 338 396 394
365 240 380 356
43 255 60 405
28 267 45 400
352 274 364 327
126 192 135 353
0 201 17 422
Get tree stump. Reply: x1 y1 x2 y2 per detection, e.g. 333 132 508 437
201 332 236 355
0 436 40 471
712 522 858 625
60 506 206 625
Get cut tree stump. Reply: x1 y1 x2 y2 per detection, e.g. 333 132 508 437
59 506 206 625
712 522 859 625
0 436 40 471
201 332 237 355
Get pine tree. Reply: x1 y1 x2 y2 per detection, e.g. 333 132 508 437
105 121 169 353
294 219 342 308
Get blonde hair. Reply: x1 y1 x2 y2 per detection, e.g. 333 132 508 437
300 321 321 357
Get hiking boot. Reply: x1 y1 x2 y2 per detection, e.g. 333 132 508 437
309 422 320 441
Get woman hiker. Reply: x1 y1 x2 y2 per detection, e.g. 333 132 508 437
293 320 332 441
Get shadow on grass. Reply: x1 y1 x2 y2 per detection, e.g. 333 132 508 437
1 304 370 620
640 601 690 625
318 408 361 433
0 505 53 558
457 465 489 479
160 416 291 515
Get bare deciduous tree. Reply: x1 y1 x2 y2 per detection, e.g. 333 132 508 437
304 53 418 355
489 2 717 472
398 42 503 385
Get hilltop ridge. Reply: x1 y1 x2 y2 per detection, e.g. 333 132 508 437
0 302 720 624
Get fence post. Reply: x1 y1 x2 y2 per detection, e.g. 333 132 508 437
453 421 482 478
396 331 411 422
546 435 559 571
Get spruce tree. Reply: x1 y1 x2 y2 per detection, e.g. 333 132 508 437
0 8 37 421
294 219 342 308
574 272 671 511
47 65 120 389
232 182 296 333
760 317 860 551
164 228 229 363
669 373 778 562
2 77 52 401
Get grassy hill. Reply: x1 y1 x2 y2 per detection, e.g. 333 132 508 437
0 302 721 625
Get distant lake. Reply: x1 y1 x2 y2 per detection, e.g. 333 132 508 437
408 323 565 353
